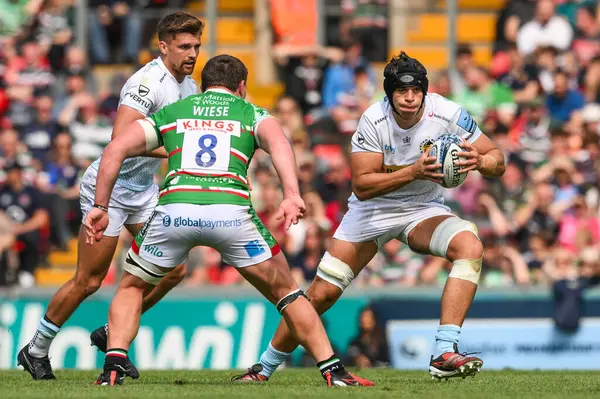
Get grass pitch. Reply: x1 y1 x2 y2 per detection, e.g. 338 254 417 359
2 369 600 399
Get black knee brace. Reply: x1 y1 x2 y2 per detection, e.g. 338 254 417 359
276 289 307 314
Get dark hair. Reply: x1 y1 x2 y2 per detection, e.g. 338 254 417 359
581 4 597 19
354 66 368 76
201 54 248 92
456 43 473 57
553 67 568 79
357 306 384 340
341 33 361 51
537 46 559 56
157 12 204 42
583 131 598 148
550 125 568 138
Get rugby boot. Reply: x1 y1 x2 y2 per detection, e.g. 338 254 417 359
231 364 269 382
429 343 483 380
323 370 376 387
17 345 56 380
94 367 126 386
90 324 140 379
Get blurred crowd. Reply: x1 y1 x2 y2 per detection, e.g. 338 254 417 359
252 0 600 292
2 0 600 291
0 0 175 286
435 0 600 292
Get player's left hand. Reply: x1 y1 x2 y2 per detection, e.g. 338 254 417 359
84 208 109 245
275 195 306 230
456 140 482 174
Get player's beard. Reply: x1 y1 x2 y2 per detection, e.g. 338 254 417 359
179 59 197 76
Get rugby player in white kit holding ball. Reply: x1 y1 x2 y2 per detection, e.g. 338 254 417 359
234 52 506 382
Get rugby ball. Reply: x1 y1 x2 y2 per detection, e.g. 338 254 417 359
428 134 468 188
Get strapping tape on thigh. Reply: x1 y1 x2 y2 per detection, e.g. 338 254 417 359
124 250 167 285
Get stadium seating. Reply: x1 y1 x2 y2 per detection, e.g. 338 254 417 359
406 14 496 43
187 0 254 13
36 238 78 286
435 0 505 11
398 2 500 70
390 45 492 70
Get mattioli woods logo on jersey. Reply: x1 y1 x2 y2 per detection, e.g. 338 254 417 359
177 119 241 135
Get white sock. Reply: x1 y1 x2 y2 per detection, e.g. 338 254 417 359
28 317 60 358
258 342 291 378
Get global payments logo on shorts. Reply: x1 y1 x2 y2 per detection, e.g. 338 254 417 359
163 215 243 229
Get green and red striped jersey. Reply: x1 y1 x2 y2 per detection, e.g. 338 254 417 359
147 88 271 206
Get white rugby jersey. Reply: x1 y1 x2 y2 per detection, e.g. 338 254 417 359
92 57 198 191
350 93 482 205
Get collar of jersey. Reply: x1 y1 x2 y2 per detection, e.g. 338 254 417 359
204 88 234 95
155 57 183 85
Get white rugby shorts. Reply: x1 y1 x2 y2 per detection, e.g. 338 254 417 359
80 165 159 237
130 203 280 269
333 198 453 247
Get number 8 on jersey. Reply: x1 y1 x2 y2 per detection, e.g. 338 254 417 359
180 119 242 172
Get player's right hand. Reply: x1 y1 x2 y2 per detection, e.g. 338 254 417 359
84 208 109 245
412 149 444 184
275 195 306 230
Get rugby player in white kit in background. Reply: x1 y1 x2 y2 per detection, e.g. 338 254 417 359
18 12 203 380
234 52 506 382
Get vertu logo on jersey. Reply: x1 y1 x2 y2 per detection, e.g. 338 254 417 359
384 144 397 154
124 92 151 109
138 85 150 97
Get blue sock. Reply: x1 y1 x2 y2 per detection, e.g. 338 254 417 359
29 315 60 358
433 324 461 358
258 342 291 378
